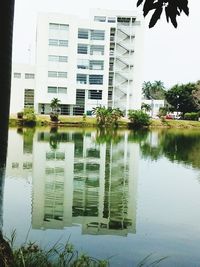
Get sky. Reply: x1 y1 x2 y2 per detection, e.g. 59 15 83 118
12 0 200 88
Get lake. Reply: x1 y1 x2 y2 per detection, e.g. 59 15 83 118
2 127 200 266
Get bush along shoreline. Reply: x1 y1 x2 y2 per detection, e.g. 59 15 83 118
10 107 200 129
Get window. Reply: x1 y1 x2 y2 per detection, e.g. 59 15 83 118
24 89 34 108
48 55 68 62
86 148 100 158
48 55 58 62
23 162 32 170
48 71 57 78
59 40 68 46
77 59 89 69
108 17 116 23
60 24 68 31
78 28 89 39
108 90 112 100
48 86 57 93
109 74 113 86
73 89 85 115
48 71 67 78
89 75 103 85
46 151 65 160
89 60 104 70
49 23 69 31
60 104 70 115
117 17 131 25
12 162 19 168
90 30 105 40
90 45 104 55
49 39 58 46
14 72 21 78
25 73 35 79
58 87 67 94
77 44 88 54
59 56 68 62
94 16 106 22
49 39 68 47
58 72 67 78
48 86 67 94
49 23 59 30
77 74 87 84
88 90 102 100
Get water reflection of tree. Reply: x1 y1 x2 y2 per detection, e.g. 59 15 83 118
139 130 200 169
95 128 123 144
49 127 59 150
128 129 149 143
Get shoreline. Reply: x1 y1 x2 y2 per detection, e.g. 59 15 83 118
9 115 200 129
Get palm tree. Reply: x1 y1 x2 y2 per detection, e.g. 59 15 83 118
142 81 165 100
50 98 61 113
142 81 152 99
141 103 151 113
50 98 61 122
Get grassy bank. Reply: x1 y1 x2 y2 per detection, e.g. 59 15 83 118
9 115 128 128
9 115 200 129
150 118 200 128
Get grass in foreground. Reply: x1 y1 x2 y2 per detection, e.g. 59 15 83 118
0 230 108 267
1 231 168 267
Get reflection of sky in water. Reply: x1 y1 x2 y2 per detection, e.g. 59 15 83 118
2 128 200 266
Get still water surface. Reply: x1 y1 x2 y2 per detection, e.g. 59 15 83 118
2 127 200 266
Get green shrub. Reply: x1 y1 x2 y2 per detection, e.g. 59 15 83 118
92 106 123 127
184 112 199 121
128 110 150 128
23 107 36 126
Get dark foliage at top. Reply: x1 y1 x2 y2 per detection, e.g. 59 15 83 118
137 0 189 28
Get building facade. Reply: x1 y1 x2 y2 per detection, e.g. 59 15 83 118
10 9 144 116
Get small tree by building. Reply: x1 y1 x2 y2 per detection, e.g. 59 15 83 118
141 102 151 113
92 106 123 127
128 110 150 128
50 98 61 122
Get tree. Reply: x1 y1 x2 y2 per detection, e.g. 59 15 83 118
0 2 15 266
50 98 61 113
142 81 152 99
50 98 61 122
192 81 200 111
141 102 151 112
128 110 150 128
165 83 197 114
137 0 189 28
142 80 166 100
92 106 123 127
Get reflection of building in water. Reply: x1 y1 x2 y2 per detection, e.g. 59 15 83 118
32 131 74 229
32 130 139 236
5 128 33 180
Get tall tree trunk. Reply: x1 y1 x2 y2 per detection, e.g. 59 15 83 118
0 0 15 141
0 1 15 266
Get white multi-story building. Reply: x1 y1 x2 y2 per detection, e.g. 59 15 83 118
10 64 35 115
10 9 144 116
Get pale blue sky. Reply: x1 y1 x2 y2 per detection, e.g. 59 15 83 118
13 0 200 88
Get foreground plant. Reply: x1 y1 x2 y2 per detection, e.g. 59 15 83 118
0 230 108 267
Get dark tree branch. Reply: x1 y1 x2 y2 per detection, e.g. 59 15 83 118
137 0 189 28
